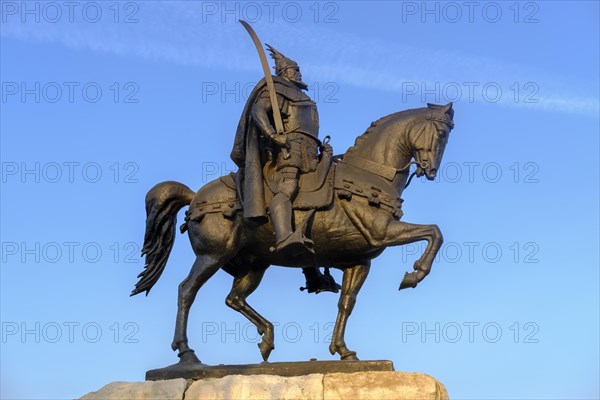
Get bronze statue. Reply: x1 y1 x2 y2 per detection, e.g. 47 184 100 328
232 21 339 293
132 21 455 366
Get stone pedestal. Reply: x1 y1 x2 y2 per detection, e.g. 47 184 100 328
80 371 448 400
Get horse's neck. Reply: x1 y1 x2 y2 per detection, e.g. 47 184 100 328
345 123 413 196
346 125 412 172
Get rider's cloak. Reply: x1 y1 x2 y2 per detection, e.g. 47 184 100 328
230 75 307 222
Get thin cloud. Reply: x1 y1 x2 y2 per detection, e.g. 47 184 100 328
2 2 597 116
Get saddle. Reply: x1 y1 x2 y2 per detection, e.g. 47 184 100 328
216 151 335 212
188 153 403 224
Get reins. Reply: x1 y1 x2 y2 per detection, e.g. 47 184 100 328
397 160 428 189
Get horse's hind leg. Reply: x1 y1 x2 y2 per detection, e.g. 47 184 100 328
225 265 274 361
329 262 370 360
172 254 222 363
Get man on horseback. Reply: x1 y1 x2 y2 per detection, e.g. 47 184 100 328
230 44 339 293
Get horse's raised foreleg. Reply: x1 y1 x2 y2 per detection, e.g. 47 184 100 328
329 263 370 360
382 221 443 290
172 254 222 363
225 265 274 361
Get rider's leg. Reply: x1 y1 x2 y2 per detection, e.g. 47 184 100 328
269 191 294 245
301 267 341 294
269 167 298 245
269 166 339 291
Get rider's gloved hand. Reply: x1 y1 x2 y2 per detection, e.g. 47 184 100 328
269 132 290 148
322 143 333 157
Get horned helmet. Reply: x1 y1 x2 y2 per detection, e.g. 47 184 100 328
266 44 299 76
266 44 308 90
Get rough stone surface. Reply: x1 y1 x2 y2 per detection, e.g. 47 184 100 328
324 371 448 400
79 378 187 400
80 371 448 400
185 373 323 400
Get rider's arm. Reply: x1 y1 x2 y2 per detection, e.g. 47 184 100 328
251 94 276 138
251 92 288 147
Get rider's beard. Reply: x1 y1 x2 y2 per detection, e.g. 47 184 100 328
285 71 308 90
291 78 308 90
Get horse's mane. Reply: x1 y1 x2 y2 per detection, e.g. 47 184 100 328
345 105 444 156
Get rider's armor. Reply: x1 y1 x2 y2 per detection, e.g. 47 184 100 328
251 80 321 253
284 98 319 139
257 89 320 174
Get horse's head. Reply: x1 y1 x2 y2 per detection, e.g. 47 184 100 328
411 102 454 180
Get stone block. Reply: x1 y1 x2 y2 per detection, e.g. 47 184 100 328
80 378 187 400
324 371 448 400
185 373 323 400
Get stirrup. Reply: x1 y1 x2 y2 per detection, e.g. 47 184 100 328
270 230 314 255
300 267 341 294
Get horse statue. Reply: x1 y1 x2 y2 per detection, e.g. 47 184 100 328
132 102 455 364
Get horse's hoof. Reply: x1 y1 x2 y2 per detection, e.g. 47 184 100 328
340 351 358 361
328 343 336 355
399 272 417 290
178 349 201 364
258 339 274 361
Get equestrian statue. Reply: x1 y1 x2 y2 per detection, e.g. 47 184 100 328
132 21 455 365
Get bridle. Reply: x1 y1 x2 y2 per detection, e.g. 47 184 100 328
398 159 428 189
398 119 438 189
335 115 449 190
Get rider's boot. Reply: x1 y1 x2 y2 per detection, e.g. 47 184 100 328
301 267 341 294
269 193 313 255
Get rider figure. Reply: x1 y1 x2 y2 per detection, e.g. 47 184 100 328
254 45 324 254
230 45 339 293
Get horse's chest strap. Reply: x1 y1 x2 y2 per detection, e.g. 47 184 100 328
334 163 404 220
340 154 400 181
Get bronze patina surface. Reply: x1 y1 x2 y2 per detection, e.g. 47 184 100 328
146 360 394 381
132 21 455 375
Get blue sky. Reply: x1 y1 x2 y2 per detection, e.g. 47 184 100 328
1 1 598 399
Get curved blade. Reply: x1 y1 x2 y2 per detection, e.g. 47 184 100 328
239 20 284 135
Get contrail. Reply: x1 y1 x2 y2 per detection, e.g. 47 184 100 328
2 2 597 116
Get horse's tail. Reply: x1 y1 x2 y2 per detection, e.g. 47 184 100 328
131 181 195 296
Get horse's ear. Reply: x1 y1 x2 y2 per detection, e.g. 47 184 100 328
443 102 454 119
